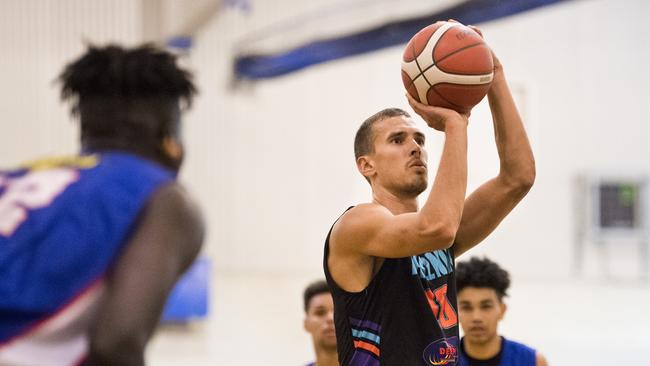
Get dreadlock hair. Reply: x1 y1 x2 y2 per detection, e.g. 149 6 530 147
456 257 511 301
303 280 331 313
58 43 197 161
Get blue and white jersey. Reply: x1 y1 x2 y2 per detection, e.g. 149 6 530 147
459 336 537 366
0 152 173 366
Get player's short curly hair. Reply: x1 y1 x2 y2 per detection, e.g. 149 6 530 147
456 256 510 301
303 279 331 313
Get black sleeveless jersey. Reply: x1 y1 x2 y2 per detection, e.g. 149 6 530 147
323 213 460 366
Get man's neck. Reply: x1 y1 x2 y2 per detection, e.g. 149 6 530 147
314 347 338 366
463 335 502 360
371 185 418 214
82 140 175 171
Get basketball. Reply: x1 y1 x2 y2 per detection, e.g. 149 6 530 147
401 21 494 114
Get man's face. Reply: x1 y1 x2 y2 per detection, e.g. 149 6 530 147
304 292 337 351
458 287 505 345
363 116 428 197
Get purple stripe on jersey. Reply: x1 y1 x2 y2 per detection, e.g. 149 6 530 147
349 317 381 332
349 350 380 366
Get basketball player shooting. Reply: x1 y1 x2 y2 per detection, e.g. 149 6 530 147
323 23 535 366
0 44 204 366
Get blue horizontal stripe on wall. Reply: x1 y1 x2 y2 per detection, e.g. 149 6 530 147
234 0 571 79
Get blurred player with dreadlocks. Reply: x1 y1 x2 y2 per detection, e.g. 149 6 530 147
0 44 204 366
456 257 548 366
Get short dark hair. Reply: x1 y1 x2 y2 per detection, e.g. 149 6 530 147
58 43 197 145
456 257 511 301
354 108 410 159
303 280 331 313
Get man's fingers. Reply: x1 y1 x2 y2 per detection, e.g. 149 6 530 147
405 92 415 104
406 93 423 111
468 25 483 37
445 18 483 37
405 92 420 105
406 93 441 116
406 93 455 125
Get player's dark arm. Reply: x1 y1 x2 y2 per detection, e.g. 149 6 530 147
333 108 468 258
86 182 205 366
453 64 536 258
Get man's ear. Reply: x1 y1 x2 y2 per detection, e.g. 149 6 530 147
303 316 310 332
357 156 375 181
162 136 183 161
498 301 507 321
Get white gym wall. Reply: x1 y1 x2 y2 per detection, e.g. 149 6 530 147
1 0 649 365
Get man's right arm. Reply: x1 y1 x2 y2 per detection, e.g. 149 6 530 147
332 110 468 259
86 182 204 366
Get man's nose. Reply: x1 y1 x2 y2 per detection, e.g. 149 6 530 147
463 309 478 321
326 311 334 323
410 140 421 156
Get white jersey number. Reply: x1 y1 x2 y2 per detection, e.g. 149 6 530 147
0 168 78 237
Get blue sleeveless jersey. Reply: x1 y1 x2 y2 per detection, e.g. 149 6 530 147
459 337 537 366
0 152 173 363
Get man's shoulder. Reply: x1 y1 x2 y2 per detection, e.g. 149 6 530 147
330 203 389 245
341 202 385 216
126 181 204 273
503 336 536 352
333 203 390 229
502 336 539 364
147 182 204 236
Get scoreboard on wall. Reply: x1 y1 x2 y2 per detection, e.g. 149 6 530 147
575 175 648 279
591 178 646 235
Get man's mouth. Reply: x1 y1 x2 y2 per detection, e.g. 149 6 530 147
409 159 427 168
323 328 336 337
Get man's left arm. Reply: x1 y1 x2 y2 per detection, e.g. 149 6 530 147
453 59 536 258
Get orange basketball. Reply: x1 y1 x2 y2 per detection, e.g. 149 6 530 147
401 21 494 114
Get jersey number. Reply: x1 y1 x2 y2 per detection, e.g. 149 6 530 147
425 284 458 329
0 168 78 237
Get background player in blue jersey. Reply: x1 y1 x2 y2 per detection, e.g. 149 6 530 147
457 257 548 366
303 280 339 366
0 44 204 366
324 23 535 365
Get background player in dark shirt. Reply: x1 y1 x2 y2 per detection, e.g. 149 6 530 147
0 44 204 366
457 257 548 366
303 280 339 366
